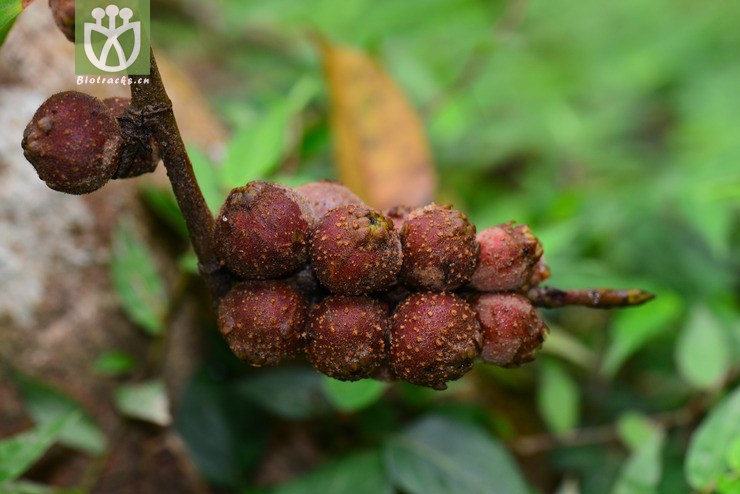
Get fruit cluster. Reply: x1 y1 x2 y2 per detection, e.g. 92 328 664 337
215 180 550 389
22 91 159 194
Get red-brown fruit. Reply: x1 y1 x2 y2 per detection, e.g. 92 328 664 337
309 204 402 295
103 97 161 178
400 204 478 291
217 281 308 366
22 91 123 194
389 292 482 390
306 296 388 381
294 180 364 219
528 257 551 288
472 293 549 367
385 205 413 231
286 264 324 297
469 222 544 292
214 181 316 279
49 0 75 42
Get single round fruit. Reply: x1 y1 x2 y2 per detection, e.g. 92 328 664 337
389 292 482 390
472 293 549 367
294 180 364 219
102 97 160 178
309 204 402 295
469 223 543 292
400 204 478 291
306 296 388 381
214 181 316 280
49 0 75 42
217 281 308 366
22 91 123 194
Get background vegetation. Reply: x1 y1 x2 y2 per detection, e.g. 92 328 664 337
1 0 739 492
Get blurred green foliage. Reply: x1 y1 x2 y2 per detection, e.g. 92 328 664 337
143 0 740 492
4 0 737 492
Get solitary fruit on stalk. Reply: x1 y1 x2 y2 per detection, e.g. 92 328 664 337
390 292 482 390
22 91 123 194
103 97 161 178
470 223 543 292
49 0 75 42
217 281 307 366
214 181 316 279
294 180 364 218
400 204 478 291
306 296 388 381
309 204 402 295
472 293 549 367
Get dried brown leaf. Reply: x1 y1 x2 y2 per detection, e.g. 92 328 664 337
322 42 437 210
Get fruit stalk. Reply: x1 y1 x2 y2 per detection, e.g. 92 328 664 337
527 286 655 308
128 49 231 301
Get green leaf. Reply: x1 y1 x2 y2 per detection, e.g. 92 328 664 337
0 0 23 46
616 413 661 452
14 375 107 456
222 77 318 188
0 412 79 482
322 377 387 412
110 220 168 336
601 292 682 377
686 386 740 490
0 480 83 494
537 360 580 435
233 367 331 420
177 251 199 274
676 305 731 389
139 186 188 238
93 351 137 376
175 370 267 486
188 146 225 213
611 427 665 494
115 380 171 426
727 436 740 472
716 475 740 494
383 415 529 494
273 450 393 494
541 328 597 369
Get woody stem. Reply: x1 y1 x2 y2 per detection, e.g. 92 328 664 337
128 48 231 302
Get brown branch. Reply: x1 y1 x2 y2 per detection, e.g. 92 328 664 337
528 286 655 309
127 49 231 302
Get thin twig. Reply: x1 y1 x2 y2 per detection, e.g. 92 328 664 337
528 287 655 309
510 406 695 456
128 49 231 302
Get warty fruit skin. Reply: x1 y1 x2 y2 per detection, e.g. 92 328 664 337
214 181 316 280
469 223 544 292
22 91 123 194
389 292 482 390
400 204 478 291
309 204 403 295
472 292 549 367
217 280 308 366
294 180 364 219
306 295 388 381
